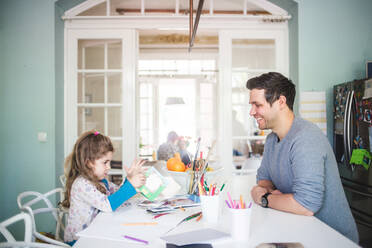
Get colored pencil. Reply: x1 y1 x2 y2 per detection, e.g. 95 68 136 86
123 235 149 245
153 213 169 219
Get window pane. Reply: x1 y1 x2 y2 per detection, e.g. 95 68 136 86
232 90 249 105
107 72 121 103
78 41 104 69
112 140 122 161
200 99 213 114
78 107 104 136
232 72 249 88
108 41 122 69
199 129 213 145
107 107 121 137
140 98 152 114
110 0 141 16
78 73 104 103
200 83 213 98
232 71 265 88
232 106 255 136
190 60 201 74
140 83 152 98
176 60 188 74
200 114 213 129
201 60 216 71
232 39 275 70
140 114 153 129
140 130 153 147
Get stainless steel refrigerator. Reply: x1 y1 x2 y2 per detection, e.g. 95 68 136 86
333 79 372 247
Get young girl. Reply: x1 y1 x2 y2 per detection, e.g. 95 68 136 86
61 130 146 245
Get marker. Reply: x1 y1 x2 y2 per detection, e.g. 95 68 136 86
227 192 234 208
225 200 231 208
123 235 148 245
220 183 225 192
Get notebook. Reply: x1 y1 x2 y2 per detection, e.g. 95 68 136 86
160 228 230 246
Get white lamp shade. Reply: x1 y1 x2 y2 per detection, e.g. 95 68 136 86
166 97 185 105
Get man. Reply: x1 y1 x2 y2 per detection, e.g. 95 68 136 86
247 72 358 243
157 131 179 161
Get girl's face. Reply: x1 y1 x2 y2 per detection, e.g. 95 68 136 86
90 152 113 180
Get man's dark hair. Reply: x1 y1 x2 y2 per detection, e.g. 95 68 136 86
246 72 296 111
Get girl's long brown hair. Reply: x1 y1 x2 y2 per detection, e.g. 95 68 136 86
61 130 114 208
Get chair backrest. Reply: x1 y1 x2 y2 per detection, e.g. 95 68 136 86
59 175 66 187
17 188 62 227
17 188 70 247
0 212 32 242
0 241 65 247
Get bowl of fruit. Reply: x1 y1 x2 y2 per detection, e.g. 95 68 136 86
166 153 223 193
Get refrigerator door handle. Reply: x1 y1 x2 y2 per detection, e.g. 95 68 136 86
348 91 356 170
343 91 351 164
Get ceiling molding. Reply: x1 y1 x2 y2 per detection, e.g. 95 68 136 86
64 0 105 17
249 0 288 16
63 0 290 20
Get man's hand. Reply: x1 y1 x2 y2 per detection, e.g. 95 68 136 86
251 185 269 205
271 189 283 195
124 159 146 188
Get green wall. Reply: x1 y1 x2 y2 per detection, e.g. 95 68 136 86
55 3 65 192
0 0 56 239
269 0 299 114
297 0 372 139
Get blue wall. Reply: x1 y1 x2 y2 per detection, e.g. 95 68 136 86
0 0 56 239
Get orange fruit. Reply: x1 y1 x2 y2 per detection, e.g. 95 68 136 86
167 153 186 172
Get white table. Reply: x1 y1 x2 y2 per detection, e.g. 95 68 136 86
73 201 358 248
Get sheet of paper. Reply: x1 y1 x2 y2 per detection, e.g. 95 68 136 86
77 206 197 245
160 228 231 246
299 91 327 135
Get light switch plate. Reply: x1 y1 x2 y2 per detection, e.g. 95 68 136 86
38 132 47 142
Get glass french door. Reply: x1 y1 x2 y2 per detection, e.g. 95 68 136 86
218 29 289 177
65 29 138 168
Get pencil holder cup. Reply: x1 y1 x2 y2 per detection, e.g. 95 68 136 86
229 207 252 241
186 170 204 194
200 195 220 224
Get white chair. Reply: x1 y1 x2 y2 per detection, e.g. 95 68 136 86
17 188 70 248
0 212 63 247
59 175 66 187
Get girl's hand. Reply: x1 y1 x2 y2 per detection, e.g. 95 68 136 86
124 159 146 188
